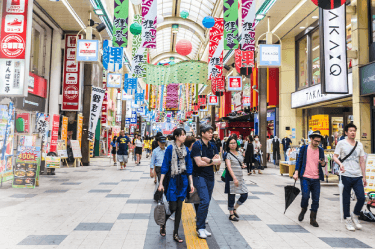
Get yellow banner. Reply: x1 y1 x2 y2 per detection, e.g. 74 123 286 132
77 114 83 147
309 115 329 136
61 116 68 145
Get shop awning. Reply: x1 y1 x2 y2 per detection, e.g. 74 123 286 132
222 114 254 122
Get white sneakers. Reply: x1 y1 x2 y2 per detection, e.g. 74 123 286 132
204 229 212 237
345 213 363 231
197 229 207 239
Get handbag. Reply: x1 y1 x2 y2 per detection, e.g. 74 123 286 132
221 168 227 182
185 187 200 204
154 201 166 226
333 142 357 174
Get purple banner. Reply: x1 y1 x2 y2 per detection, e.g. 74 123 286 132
141 0 157 48
241 0 256 51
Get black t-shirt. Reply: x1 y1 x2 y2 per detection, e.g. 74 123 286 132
191 140 219 180
117 136 130 155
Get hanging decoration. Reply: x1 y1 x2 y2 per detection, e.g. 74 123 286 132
241 0 256 51
142 0 157 48
310 0 346 10
103 40 123 71
112 0 129 47
224 0 239 50
208 95 218 106
166 83 179 110
208 18 224 82
180 10 189 19
242 81 251 107
176 39 192 56
88 87 105 141
198 95 207 109
213 77 225 95
227 76 243 91
202 16 215 28
235 49 242 73
130 22 142 35
132 15 147 78
242 51 255 67
211 79 217 95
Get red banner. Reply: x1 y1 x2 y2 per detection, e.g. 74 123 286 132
62 34 82 111
235 50 242 73
15 113 30 133
28 72 47 98
49 114 60 152
209 18 224 82
242 51 254 67
208 95 218 105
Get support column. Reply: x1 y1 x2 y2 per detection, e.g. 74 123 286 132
351 0 371 153
258 68 268 168
211 106 215 128
121 100 126 130
81 65 93 166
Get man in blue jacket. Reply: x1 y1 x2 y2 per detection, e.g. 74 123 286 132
293 131 326 227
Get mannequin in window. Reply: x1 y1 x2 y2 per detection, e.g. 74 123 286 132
282 136 292 161
272 136 280 165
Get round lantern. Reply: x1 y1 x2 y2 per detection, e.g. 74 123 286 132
202 16 215 28
176 39 192 56
130 22 142 35
180 10 189 19
157 15 164 24
130 0 142 5
310 0 345 10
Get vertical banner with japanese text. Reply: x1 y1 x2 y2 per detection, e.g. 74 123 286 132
241 0 256 51
49 114 60 152
208 18 224 80
103 40 123 72
0 103 15 183
142 0 157 48
113 0 129 47
132 15 147 78
61 116 68 145
224 0 239 50
88 87 105 141
77 114 83 147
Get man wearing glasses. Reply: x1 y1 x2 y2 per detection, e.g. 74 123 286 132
293 131 326 228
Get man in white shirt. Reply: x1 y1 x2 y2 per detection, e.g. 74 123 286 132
333 123 366 231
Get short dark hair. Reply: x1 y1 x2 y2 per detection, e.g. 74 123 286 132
200 125 213 136
173 128 186 140
231 133 238 140
248 136 254 143
344 123 357 133
226 137 239 152
184 136 196 148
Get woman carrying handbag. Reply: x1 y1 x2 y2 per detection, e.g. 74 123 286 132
158 128 194 243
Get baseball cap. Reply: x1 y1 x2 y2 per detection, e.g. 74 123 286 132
158 136 167 143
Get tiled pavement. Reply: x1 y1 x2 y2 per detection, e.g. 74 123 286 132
0 157 375 249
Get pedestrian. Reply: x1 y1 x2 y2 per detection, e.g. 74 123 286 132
110 136 117 165
211 131 222 153
150 136 167 183
152 132 163 151
184 136 196 151
191 125 221 239
134 134 144 165
158 128 194 243
116 131 130 169
224 137 248 221
244 136 254 176
238 135 243 148
333 123 366 231
144 136 151 158
293 130 326 227
253 135 263 174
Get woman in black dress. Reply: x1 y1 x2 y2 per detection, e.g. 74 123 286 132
243 135 254 176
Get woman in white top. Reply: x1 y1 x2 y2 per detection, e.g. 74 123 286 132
133 134 144 165
252 135 263 174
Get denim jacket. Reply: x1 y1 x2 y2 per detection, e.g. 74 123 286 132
295 145 325 181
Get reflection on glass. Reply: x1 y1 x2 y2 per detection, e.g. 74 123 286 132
298 37 308 89
332 117 344 148
311 30 320 85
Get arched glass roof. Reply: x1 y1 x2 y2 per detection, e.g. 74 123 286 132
150 27 171 59
180 0 217 28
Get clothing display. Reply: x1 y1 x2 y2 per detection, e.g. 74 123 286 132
272 137 281 165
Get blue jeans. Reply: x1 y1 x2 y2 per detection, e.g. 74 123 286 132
228 193 248 211
301 178 321 212
342 176 365 219
193 176 214 230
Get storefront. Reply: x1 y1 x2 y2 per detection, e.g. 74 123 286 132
254 108 278 138
221 115 254 139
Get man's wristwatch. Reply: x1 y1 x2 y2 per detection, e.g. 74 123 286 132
209 159 213 164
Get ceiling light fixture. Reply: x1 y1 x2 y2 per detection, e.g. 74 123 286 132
272 0 308 34
61 0 86 29
312 16 319 19
256 14 265 20
300 26 306 29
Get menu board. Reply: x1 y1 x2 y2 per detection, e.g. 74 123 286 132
57 140 68 158
365 154 375 192
45 156 60 168
13 136 41 189
70 140 82 158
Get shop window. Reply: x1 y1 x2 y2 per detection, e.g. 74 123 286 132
298 37 308 89
311 30 320 85
29 21 46 77
331 117 344 148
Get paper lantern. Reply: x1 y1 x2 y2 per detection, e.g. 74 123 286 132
157 15 164 24
130 0 142 5
180 10 189 19
176 39 192 56
130 22 142 35
202 16 215 28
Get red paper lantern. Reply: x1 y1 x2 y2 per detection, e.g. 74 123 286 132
176 39 192 56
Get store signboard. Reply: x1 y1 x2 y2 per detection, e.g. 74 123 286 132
45 156 60 168
131 111 137 124
15 113 30 133
14 93 46 112
365 154 375 192
62 34 82 111
70 140 82 158
88 87 105 141
227 76 242 91
49 114 60 152
76 39 99 62
320 5 348 94
243 96 251 106
208 95 218 106
28 72 47 98
360 62 375 95
0 0 33 97
0 103 15 183
107 73 122 88
77 114 83 147
61 116 68 145
258 44 281 68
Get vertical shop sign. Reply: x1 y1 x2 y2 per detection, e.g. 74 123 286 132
242 51 254 67
235 49 242 73
208 95 218 106
101 103 107 124
0 103 15 183
77 114 83 147
223 0 239 50
61 116 68 145
320 5 348 94
208 18 224 80
227 76 243 91
132 15 147 78
88 87 105 141
62 34 82 111
142 0 157 48
49 114 60 152
243 96 251 106
131 111 137 124
241 0 256 51
28 72 47 98
103 40 123 71
0 0 32 97
15 113 30 133
35 113 49 144
113 0 129 47
76 40 99 62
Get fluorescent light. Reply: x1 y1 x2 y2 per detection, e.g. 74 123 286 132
313 45 319 51
256 14 265 20
272 0 308 34
94 9 104 16
62 0 86 29
312 16 319 19
300 26 305 29
346 24 351 29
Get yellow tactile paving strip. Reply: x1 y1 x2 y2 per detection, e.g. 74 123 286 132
181 203 209 249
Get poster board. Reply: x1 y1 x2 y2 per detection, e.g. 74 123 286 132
57 140 68 158
45 156 61 168
0 103 15 183
70 140 82 158
365 154 375 193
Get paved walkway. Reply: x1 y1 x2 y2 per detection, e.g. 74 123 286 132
0 156 375 249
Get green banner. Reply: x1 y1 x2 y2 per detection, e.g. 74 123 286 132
132 14 147 78
224 0 239 50
112 0 129 47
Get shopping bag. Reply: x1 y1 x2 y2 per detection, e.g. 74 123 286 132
185 187 200 204
221 168 227 182
154 202 166 225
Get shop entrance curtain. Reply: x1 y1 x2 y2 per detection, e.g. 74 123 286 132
145 61 208 85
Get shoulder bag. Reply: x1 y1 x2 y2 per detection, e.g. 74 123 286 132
333 142 358 175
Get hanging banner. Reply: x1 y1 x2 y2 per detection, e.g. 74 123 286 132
208 95 219 106
242 51 254 67
61 116 68 145
62 34 82 111
243 96 251 106
49 114 60 152
131 111 137 124
227 76 243 91
235 49 242 73
241 0 256 51
132 15 147 78
224 0 239 50
88 87 105 141
15 113 30 134
113 0 129 47
320 5 348 94
107 73 122 88
102 40 123 71
124 74 137 94
101 103 107 124
141 0 157 48
36 113 49 144
0 0 32 97
77 114 83 147
311 0 346 10
0 103 15 183
208 18 224 80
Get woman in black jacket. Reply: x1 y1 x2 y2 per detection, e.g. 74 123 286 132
243 135 254 175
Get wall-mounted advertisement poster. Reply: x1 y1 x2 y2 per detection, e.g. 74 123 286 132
0 103 15 183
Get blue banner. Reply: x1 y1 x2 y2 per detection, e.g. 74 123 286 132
124 74 137 94
131 111 137 124
103 40 123 71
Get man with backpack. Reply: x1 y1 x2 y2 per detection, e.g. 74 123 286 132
191 125 221 239
333 123 366 231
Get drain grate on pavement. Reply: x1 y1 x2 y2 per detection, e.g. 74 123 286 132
61 182 82 185
121 179 139 182
250 191 274 195
44 189 69 193
267 224 309 233
18 235 67 245
10 194 37 198
126 199 153 204
319 237 371 248
88 189 111 193
74 222 114 231
325 197 340 201
241 215 262 221
106 194 130 198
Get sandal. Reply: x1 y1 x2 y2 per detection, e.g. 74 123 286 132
233 209 239 218
229 214 239 222
173 233 183 243
154 179 157 184
160 225 166 237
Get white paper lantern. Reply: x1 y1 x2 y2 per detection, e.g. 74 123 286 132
157 15 164 24
130 0 141 5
